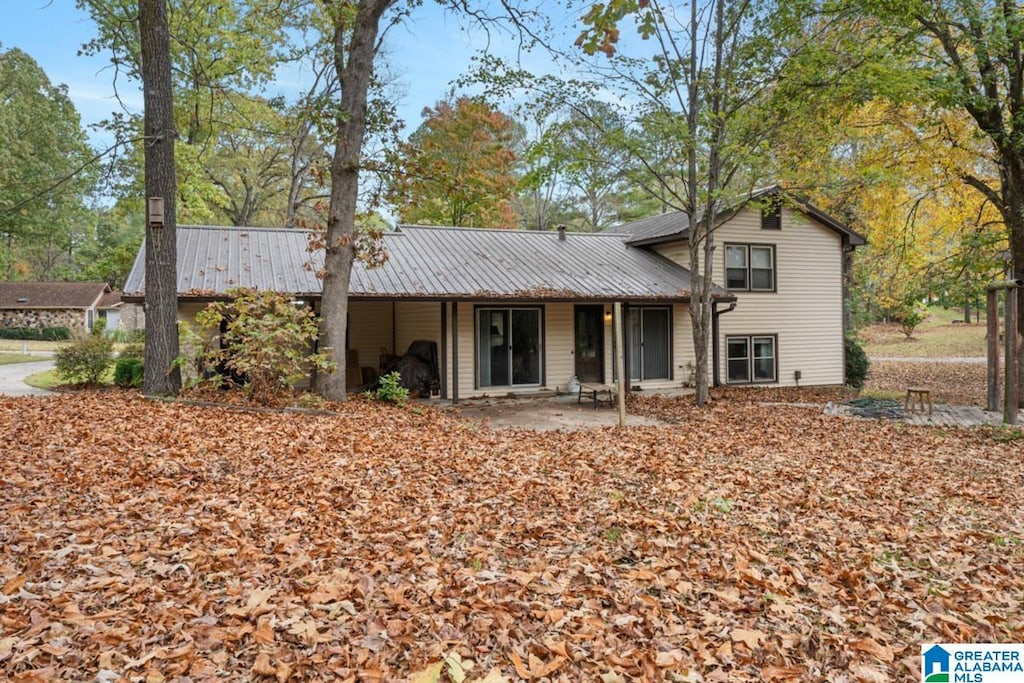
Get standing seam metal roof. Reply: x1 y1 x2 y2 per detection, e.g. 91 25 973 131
123 224 728 301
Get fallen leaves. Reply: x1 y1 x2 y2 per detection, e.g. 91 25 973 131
0 392 1021 681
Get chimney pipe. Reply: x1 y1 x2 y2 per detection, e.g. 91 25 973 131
557 225 566 241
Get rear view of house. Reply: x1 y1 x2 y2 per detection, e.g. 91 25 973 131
123 187 863 397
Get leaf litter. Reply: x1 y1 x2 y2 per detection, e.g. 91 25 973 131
0 392 1021 681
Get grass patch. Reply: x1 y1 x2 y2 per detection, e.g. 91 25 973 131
0 353 39 365
859 306 987 358
23 369 62 390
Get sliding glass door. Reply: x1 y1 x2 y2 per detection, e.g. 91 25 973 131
477 307 542 387
627 307 670 381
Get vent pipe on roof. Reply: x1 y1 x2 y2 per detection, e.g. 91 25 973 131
557 225 566 241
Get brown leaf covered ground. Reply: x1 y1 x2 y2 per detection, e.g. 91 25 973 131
1 393 1022 682
864 361 988 407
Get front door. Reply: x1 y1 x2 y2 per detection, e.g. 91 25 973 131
574 305 604 383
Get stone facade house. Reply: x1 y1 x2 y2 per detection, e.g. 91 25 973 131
0 282 122 336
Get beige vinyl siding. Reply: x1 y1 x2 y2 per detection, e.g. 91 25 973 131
653 242 689 268
394 302 441 354
718 209 843 386
652 207 846 386
348 301 395 374
546 304 574 391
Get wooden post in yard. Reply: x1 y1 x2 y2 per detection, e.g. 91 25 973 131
614 301 626 428
1005 286 1019 425
987 287 1000 412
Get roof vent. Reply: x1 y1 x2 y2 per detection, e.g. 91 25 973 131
557 226 566 241
16 297 28 303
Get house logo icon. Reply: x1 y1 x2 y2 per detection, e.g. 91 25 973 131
923 645 950 682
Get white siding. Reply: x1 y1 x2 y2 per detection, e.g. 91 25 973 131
653 207 846 387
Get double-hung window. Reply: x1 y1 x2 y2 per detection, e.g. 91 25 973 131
726 335 777 383
725 244 775 291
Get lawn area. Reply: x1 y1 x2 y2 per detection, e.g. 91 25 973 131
1 393 1020 681
0 353 38 365
859 307 987 359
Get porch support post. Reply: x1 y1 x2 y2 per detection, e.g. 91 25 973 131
440 301 448 400
1005 286 1018 425
614 301 626 427
452 301 459 404
987 287 1000 412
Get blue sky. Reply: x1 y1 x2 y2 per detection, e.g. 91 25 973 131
0 1 583 149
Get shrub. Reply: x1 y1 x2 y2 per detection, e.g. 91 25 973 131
898 306 927 339
369 371 409 406
0 327 38 340
54 334 115 385
41 326 71 341
189 289 335 405
114 357 144 388
845 336 870 390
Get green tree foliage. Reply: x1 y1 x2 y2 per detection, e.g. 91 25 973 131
574 0 819 405
516 99 633 232
193 289 335 406
78 0 323 226
386 96 520 228
0 45 96 280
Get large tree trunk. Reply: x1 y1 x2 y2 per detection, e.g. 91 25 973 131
139 0 181 396
315 0 392 401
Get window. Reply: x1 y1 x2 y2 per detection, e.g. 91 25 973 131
726 335 777 383
725 244 775 291
761 202 781 230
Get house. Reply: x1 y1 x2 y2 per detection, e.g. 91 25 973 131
0 281 122 336
607 187 866 387
122 187 864 399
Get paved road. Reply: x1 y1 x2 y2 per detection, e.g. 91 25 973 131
0 360 54 397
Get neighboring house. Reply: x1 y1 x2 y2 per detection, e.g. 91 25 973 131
122 187 864 398
0 282 122 336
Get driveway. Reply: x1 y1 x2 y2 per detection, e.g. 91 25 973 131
0 360 54 397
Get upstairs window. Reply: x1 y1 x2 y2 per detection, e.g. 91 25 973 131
725 244 775 291
761 202 781 230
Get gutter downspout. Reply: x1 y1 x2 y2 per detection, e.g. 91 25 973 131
711 300 737 388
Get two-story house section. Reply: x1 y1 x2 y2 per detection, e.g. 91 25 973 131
608 187 866 388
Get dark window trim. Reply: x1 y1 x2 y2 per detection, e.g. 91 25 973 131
473 304 546 390
725 333 779 385
724 242 777 293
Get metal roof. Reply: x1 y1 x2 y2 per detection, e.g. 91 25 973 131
123 224 727 302
606 186 867 247
0 282 112 309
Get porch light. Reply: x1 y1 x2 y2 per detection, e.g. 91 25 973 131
604 310 613 323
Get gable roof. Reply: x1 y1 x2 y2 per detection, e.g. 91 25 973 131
123 224 731 303
607 186 867 247
0 282 112 310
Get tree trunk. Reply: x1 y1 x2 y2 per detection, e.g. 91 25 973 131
315 0 392 401
139 0 181 396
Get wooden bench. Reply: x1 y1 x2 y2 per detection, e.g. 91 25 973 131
905 387 932 416
578 382 616 409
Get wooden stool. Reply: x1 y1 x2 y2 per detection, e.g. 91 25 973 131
905 387 932 416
